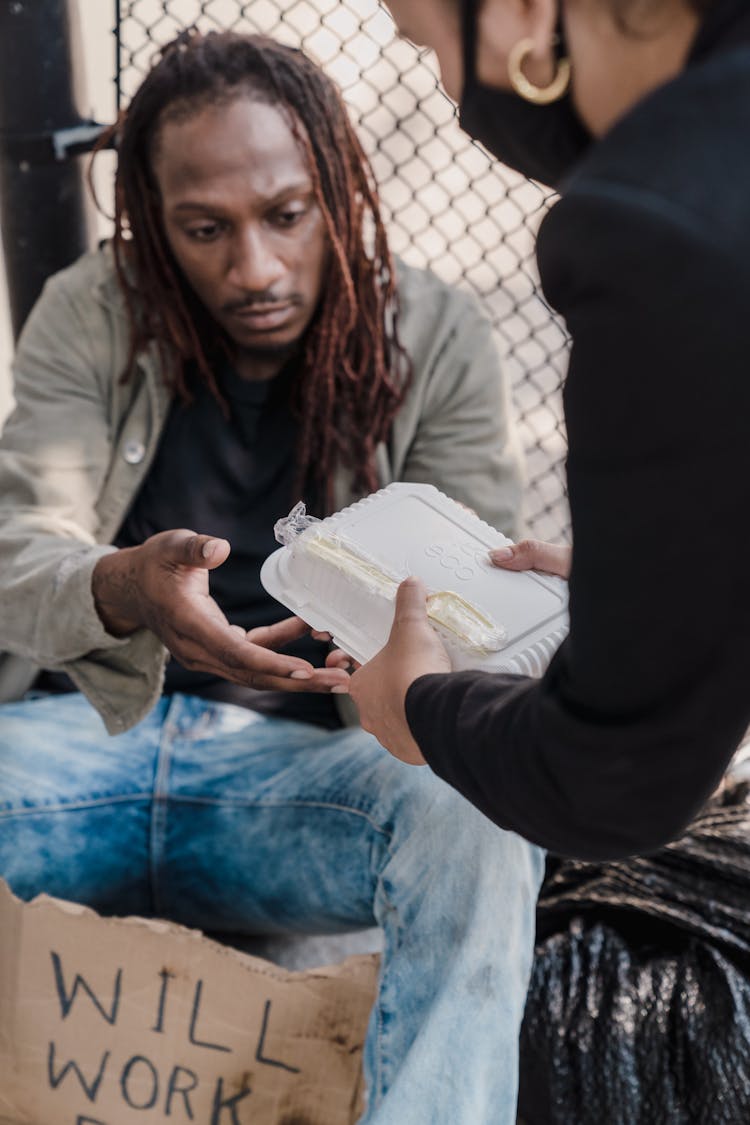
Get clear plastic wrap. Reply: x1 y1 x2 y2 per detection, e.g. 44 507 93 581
273 501 321 546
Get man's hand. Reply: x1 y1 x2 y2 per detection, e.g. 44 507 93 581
92 529 350 692
489 538 571 579
347 577 451 765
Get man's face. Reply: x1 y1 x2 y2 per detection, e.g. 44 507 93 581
152 95 328 366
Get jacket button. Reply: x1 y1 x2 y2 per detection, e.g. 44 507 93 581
123 438 146 465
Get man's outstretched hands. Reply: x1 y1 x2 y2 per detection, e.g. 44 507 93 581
91 529 349 692
347 577 451 765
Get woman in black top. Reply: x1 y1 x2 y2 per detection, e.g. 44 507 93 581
347 0 750 860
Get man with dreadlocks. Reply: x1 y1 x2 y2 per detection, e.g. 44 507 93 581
0 29 541 1125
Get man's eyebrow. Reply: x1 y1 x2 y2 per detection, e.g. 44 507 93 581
170 181 315 213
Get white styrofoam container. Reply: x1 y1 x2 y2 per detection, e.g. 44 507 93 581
261 482 568 676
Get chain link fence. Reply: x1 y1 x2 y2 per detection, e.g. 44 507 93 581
115 0 570 541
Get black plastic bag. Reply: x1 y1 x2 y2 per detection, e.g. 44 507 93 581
519 770 750 1125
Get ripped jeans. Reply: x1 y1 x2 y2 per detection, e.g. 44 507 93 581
0 691 544 1124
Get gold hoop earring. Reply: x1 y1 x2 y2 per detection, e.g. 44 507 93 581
507 37 571 106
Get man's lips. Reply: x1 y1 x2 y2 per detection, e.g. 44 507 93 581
226 302 296 331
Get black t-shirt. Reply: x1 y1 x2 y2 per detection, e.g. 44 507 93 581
116 359 340 729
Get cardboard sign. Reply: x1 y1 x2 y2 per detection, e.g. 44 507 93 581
0 879 378 1125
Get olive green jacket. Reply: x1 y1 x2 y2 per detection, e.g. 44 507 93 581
0 246 523 733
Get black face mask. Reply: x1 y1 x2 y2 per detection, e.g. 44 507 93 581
458 0 592 187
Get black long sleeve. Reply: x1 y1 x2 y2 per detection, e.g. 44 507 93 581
406 77 750 859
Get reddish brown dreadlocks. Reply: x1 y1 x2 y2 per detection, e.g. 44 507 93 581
94 28 411 511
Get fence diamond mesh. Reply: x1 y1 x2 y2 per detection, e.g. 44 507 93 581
115 0 570 541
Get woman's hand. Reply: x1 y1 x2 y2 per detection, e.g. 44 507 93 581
344 537 568 760
347 577 451 764
489 538 571 579
92 529 350 693
319 538 571 759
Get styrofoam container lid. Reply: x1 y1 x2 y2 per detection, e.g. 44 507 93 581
261 482 568 676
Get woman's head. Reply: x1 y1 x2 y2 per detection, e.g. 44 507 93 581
385 0 712 136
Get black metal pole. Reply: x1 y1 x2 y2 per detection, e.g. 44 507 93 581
0 0 98 339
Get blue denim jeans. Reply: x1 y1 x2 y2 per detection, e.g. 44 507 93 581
0 692 544 1123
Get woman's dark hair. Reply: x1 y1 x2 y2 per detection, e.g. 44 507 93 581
93 29 411 509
